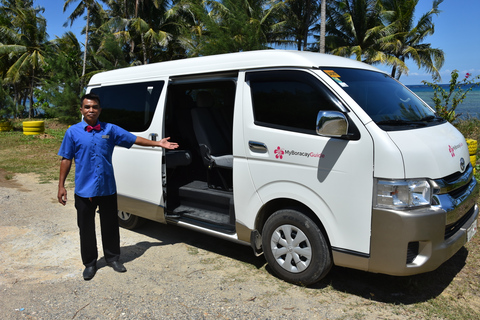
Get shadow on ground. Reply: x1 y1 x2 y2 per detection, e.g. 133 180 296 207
313 246 467 305
119 219 266 269
121 219 468 305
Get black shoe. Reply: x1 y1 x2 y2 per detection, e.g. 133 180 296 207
108 261 127 273
83 266 97 280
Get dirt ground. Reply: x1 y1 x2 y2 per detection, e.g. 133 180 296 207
0 172 478 319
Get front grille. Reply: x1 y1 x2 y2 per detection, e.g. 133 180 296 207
448 182 470 199
433 163 477 240
445 205 475 239
436 163 473 196
442 163 471 184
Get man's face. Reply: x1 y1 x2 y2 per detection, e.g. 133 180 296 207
80 98 101 124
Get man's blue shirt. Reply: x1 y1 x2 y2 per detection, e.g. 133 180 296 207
58 120 137 198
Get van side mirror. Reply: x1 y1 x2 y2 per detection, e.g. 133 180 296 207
316 111 349 137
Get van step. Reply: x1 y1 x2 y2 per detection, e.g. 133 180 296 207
178 180 233 216
170 205 232 226
167 180 235 230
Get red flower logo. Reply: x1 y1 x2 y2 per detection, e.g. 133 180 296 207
274 146 284 159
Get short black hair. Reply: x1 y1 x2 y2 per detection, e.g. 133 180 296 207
81 93 101 107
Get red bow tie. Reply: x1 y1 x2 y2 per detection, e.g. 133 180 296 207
86 124 101 132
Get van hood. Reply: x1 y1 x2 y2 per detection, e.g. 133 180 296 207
387 122 469 179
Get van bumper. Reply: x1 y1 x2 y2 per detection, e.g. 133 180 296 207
368 194 478 276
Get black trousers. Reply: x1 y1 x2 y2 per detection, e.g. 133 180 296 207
74 193 120 267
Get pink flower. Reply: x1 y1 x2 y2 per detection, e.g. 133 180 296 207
466 73 471 78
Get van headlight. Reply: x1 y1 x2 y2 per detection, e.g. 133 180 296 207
375 179 431 209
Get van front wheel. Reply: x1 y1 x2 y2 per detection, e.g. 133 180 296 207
262 209 332 286
118 210 145 230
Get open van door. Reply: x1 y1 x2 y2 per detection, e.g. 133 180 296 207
89 80 168 226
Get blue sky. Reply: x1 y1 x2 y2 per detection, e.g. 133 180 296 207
36 0 480 85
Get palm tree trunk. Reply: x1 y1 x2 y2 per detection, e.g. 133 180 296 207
303 0 311 51
141 33 147 64
391 65 397 79
29 68 35 118
80 7 90 89
13 85 18 119
320 0 326 53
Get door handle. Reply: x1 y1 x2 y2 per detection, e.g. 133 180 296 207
149 133 158 141
249 141 268 153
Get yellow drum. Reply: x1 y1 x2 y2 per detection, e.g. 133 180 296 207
467 139 477 155
23 121 45 135
466 139 477 173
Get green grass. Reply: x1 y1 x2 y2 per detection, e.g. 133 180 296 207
0 119 70 184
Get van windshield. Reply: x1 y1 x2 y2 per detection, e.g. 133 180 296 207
321 68 444 130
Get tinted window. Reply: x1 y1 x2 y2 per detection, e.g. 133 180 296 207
91 81 164 132
321 68 441 130
247 70 342 134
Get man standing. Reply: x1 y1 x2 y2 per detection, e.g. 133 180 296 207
57 93 178 280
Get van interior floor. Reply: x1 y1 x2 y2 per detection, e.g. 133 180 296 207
166 180 235 233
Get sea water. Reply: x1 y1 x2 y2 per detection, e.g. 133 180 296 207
407 84 480 119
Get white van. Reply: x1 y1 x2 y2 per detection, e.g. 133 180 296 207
87 50 478 285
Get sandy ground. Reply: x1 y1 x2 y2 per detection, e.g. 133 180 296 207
0 172 476 319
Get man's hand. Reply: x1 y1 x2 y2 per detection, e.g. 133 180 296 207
58 186 68 206
58 158 72 206
158 137 179 150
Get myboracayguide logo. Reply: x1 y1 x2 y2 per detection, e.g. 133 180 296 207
275 146 325 159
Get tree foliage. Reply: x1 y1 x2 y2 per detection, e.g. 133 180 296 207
38 32 83 123
0 0 449 122
0 0 48 118
422 70 480 123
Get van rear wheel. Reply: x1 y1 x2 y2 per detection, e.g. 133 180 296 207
262 209 332 286
118 210 145 229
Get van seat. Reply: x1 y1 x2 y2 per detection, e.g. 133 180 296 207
166 150 192 169
191 91 233 188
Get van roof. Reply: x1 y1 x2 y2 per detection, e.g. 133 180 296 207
88 49 382 85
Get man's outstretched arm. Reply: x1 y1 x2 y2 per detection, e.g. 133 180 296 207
134 136 179 149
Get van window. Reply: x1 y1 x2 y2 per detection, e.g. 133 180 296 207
321 68 442 130
247 70 343 134
91 81 164 132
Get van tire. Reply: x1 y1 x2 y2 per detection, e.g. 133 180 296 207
262 209 332 286
118 210 145 230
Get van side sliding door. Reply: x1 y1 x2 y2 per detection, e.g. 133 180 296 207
90 80 168 222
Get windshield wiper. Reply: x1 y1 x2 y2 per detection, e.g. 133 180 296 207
376 119 412 126
377 116 444 126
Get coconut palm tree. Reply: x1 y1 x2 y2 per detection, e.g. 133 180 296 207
63 0 108 87
103 0 174 65
0 0 48 118
176 0 279 55
326 0 384 62
378 0 444 80
40 31 83 123
280 0 321 50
